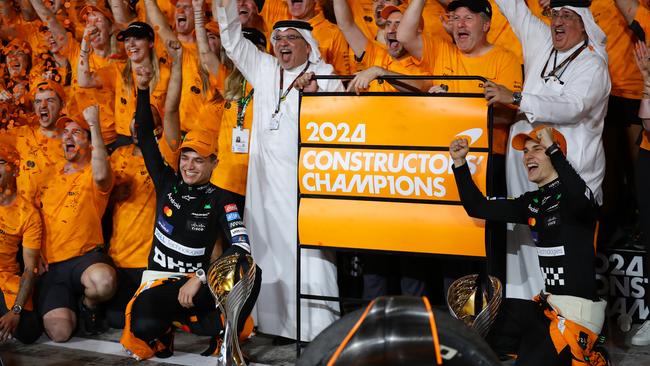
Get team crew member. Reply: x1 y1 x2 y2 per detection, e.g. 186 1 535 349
119 66 261 360
2 80 65 203
0 138 42 344
286 0 352 75
36 105 117 342
1 40 33 113
450 127 607 365
492 0 609 303
334 1 427 93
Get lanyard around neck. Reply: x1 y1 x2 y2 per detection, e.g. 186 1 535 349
275 62 311 114
237 80 254 128
540 40 588 84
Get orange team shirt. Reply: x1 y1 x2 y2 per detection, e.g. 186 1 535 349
422 1 453 42
358 40 426 92
261 0 291 30
419 35 523 155
591 0 643 99
97 61 168 136
135 0 176 22
347 0 378 42
309 11 352 75
38 163 112 264
635 4 650 151
65 33 121 144
210 83 251 195
109 145 155 268
2 125 64 203
0 194 41 310
487 0 523 64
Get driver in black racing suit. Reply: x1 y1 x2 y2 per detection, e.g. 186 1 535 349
119 68 261 361
450 126 607 366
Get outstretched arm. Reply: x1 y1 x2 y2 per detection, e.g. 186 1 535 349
77 23 104 88
396 0 425 59
193 0 221 75
29 0 69 51
85 105 113 192
614 0 639 24
333 0 368 58
144 0 179 44
109 0 136 25
164 40 183 152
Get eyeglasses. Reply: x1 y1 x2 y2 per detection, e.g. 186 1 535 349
545 9 581 22
449 14 477 23
272 34 304 42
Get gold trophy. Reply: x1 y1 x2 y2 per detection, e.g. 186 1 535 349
207 253 257 366
447 274 502 337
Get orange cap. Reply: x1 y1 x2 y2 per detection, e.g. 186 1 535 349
180 129 218 157
380 3 423 29
3 39 32 57
205 21 220 36
31 79 66 102
511 125 567 155
0 134 20 167
80 3 115 24
56 115 90 131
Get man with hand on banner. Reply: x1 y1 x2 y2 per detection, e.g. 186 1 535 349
450 127 608 365
214 0 343 342
491 0 609 313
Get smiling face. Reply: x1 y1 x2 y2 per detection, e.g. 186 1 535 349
124 36 153 63
384 11 405 59
450 7 490 56
286 0 317 20
33 89 63 130
237 0 260 27
550 8 586 52
61 121 90 163
174 0 195 36
179 149 217 185
522 139 557 186
6 51 29 79
273 28 311 70
207 31 221 54
86 11 112 50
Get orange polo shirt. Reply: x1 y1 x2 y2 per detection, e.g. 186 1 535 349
109 145 154 268
38 163 112 264
358 40 426 92
419 35 522 155
591 0 643 100
487 0 523 64
308 11 352 75
210 84 251 196
261 0 291 29
0 194 41 310
347 0 378 42
2 125 64 203
422 1 453 42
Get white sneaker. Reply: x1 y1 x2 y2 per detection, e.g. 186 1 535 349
631 320 650 346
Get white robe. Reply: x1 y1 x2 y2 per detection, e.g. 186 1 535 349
217 1 344 341
494 0 611 300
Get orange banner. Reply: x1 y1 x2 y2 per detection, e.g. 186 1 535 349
298 94 490 256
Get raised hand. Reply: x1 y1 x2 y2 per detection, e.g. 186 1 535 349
165 39 183 64
294 71 318 92
537 127 555 149
135 65 154 90
449 138 470 167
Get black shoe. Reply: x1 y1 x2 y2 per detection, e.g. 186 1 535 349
154 330 175 358
78 297 106 336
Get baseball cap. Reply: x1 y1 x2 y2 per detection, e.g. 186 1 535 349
511 125 567 155
79 3 115 24
380 4 408 20
117 22 155 42
0 135 20 167
31 79 66 102
3 39 32 57
180 129 218 157
205 21 220 36
447 0 493 19
56 115 90 131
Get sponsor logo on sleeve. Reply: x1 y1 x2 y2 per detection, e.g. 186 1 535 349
230 227 247 237
232 235 249 243
157 217 174 235
228 220 244 228
226 212 241 222
224 203 238 213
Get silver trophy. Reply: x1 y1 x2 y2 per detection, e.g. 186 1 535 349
207 253 257 366
447 274 502 337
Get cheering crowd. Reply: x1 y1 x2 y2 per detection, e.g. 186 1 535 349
0 0 648 364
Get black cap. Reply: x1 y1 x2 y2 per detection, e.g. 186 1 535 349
447 0 492 19
117 21 155 42
549 0 591 7
255 0 265 11
272 20 313 32
242 27 267 49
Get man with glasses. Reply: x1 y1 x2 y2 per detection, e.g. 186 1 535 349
485 0 610 357
214 0 343 342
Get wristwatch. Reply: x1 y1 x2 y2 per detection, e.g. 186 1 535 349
195 269 207 284
512 92 522 106
11 304 22 315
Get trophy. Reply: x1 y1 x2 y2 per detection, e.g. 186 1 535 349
207 253 257 366
447 274 502 337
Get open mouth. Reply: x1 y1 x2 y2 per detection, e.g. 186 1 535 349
289 0 304 12
39 110 50 122
553 27 565 42
278 48 293 62
526 162 539 175
177 15 187 27
239 8 249 16
64 143 77 154
386 34 399 50
456 30 470 41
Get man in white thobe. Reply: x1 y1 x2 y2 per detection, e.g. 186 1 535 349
487 0 610 301
215 0 344 341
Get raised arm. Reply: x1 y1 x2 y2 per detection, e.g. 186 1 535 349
396 0 425 59
29 0 69 51
494 0 549 53
164 40 183 152
84 105 113 192
193 0 221 75
333 0 367 58
144 0 179 44
109 0 136 25
77 24 104 88
18 0 36 21
450 138 527 224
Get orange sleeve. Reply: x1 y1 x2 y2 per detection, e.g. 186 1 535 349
158 132 180 171
635 3 650 35
359 41 384 69
96 63 118 92
19 200 42 251
493 49 523 92
419 34 443 74
329 29 353 75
